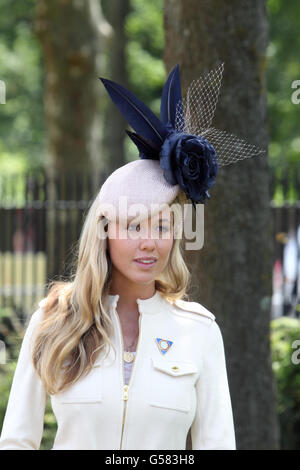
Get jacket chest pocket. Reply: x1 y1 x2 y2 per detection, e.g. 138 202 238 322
55 363 102 404
148 357 198 413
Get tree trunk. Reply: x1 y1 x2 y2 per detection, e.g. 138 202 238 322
103 0 130 173
164 0 280 450
34 0 110 281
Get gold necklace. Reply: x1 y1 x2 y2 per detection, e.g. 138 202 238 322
123 333 138 363
123 351 135 363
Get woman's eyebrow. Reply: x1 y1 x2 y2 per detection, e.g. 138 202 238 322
150 217 171 223
126 215 141 222
127 216 171 223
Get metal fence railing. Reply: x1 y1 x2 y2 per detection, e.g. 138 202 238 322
0 168 299 319
0 169 108 319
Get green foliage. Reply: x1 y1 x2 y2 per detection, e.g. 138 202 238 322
40 398 57 450
0 0 45 173
271 317 300 449
126 0 164 56
267 0 300 201
125 0 165 115
0 362 15 430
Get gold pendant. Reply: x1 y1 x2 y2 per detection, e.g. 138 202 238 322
123 351 135 363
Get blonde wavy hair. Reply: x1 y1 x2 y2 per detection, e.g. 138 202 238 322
32 190 191 395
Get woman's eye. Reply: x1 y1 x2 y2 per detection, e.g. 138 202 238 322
158 225 169 232
128 223 140 231
127 224 170 233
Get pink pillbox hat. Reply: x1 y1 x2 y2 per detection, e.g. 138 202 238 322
98 159 180 223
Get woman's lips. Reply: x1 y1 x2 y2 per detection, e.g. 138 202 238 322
134 260 157 268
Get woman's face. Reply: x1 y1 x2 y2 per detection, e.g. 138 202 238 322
107 207 174 288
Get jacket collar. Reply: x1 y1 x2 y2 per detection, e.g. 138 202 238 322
107 289 163 315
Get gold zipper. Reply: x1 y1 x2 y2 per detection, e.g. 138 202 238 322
114 310 142 449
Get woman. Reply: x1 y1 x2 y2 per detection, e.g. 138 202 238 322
0 187 235 450
0 63 261 450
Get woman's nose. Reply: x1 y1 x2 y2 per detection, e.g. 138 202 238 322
137 227 159 242
135 226 157 243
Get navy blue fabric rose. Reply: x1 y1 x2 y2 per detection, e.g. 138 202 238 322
159 130 218 205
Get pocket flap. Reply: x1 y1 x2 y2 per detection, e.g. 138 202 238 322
151 357 198 376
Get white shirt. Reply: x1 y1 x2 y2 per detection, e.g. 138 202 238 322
0 290 236 450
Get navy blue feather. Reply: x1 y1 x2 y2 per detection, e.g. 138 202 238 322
160 64 183 129
125 131 160 160
99 77 167 149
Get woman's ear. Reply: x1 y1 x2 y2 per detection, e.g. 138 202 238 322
96 216 109 241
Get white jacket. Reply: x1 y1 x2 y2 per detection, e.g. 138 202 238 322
0 290 236 450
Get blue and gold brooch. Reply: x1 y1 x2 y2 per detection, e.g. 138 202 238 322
155 338 173 355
